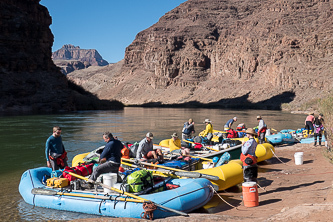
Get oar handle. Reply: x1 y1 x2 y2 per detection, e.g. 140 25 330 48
31 188 144 203
122 158 187 172
121 160 219 181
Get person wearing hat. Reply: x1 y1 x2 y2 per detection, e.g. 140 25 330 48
202 119 214 144
224 117 237 130
240 128 258 183
313 113 325 146
304 112 315 136
169 133 190 155
136 132 163 161
257 115 267 144
182 118 195 141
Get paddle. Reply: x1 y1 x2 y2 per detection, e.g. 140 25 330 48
63 170 189 217
122 158 219 181
31 188 143 203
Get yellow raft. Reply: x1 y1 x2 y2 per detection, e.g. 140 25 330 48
198 129 266 143
71 143 274 191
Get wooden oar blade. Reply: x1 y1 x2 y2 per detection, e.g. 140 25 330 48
174 171 201 178
31 188 57 195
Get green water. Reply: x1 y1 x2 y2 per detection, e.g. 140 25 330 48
0 107 306 221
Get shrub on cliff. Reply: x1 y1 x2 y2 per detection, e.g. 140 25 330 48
319 93 333 152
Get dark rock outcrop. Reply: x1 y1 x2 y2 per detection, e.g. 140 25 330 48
53 60 90 75
52 44 108 74
0 0 122 114
68 0 333 110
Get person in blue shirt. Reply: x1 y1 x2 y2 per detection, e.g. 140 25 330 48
182 118 195 141
224 117 237 130
89 132 123 182
45 126 68 170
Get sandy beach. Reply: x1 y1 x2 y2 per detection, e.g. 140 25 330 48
74 143 333 222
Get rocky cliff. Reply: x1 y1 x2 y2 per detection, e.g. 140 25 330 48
68 0 333 110
0 0 122 113
52 44 108 74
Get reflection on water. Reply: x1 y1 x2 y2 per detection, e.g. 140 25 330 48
0 107 306 221
17 200 101 221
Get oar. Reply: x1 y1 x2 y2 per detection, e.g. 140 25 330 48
120 161 219 191
122 159 219 181
167 151 213 162
63 170 188 217
31 188 143 203
121 160 219 180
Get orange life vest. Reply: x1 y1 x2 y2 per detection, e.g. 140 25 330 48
240 153 257 166
49 151 67 167
121 147 130 159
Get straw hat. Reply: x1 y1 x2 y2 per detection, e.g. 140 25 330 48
203 119 211 123
245 128 256 136
256 115 262 120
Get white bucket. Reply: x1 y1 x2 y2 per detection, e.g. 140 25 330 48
103 173 117 194
294 152 304 165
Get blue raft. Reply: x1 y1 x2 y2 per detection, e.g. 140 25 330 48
300 135 326 144
266 133 299 145
19 167 214 219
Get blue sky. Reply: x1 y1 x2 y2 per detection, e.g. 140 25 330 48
40 0 187 63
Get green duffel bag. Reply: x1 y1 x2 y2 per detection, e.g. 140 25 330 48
126 169 154 193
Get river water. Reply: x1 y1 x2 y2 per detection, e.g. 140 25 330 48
0 107 306 221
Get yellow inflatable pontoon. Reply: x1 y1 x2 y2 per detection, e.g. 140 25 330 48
72 143 274 191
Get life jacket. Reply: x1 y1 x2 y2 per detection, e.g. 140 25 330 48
182 122 191 135
240 153 257 166
121 147 130 159
258 127 267 134
227 129 238 138
236 123 246 131
49 151 67 167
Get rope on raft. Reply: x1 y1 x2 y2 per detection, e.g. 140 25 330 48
209 185 239 210
141 202 157 220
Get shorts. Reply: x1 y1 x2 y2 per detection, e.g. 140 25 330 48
143 151 155 159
